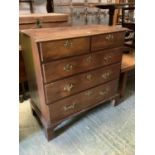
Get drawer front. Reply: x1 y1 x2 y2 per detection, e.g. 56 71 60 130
39 37 90 62
91 32 125 51
42 47 122 83
45 63 120 104
49 79 118 123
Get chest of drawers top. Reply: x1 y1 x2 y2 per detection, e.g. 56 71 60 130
21 25 126 42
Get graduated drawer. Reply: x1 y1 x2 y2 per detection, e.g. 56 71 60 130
45 63 121 104
42 47 122 83
91 32 125 51
39 37 90 62
49 79 118 123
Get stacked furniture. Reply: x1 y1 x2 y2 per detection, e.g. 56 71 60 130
21 25 126 140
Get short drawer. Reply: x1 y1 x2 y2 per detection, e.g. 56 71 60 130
49 79 118 123
91 32 125 51
42 47 122 83
45 63 121 104
39 37 90 62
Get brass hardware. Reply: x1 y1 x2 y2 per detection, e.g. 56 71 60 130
103 55 112 63
99 88 109 96
102 71 112 79
36 19 42 28
86 55 92 63
86 74 92 80
64 40 73 48
64 102 76 111
85 90 93 96
105 34 114 41
63 64 73 72
64 83 75 92
99 91 107 96
107 0 112 3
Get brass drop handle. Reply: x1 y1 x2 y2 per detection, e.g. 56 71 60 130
85 90 93 96
86 74 92 80
86 55 92 63
99 88 109 96
105 34 114 41
102 71 112 79
64 102 76 111
36 19 42 28
64 64 73 72
103 55 112 63
64 83 75 92
104 55 112 60
99 91 107 96
64 40 73 48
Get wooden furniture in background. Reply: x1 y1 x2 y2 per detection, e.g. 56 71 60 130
120 51 135 97
112 0 120 25
21 25 126 140
46 0 54 13
19 45 28 102
46 0 135 26
122 6 135 48
19 0 34 13
50 0 112 25
19 13 69 29
95 2 134 26
19 13 69 102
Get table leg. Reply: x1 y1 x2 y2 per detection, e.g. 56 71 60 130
119 72 128 98
29 0 34 13
46 0 54 13
108 8 115 26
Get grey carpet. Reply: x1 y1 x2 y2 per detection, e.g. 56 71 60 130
19 80 135 155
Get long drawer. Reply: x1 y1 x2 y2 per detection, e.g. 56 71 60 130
45 63 121 104
49 79 118 123
42 47 122 83
91 32 125 51
39 37 90 62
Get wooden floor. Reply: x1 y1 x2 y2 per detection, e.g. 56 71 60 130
19 80 135 155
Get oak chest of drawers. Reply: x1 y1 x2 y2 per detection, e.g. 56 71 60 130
21 25 126 140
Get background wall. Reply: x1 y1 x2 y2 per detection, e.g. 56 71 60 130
19 0 116 25
19 0 47 14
